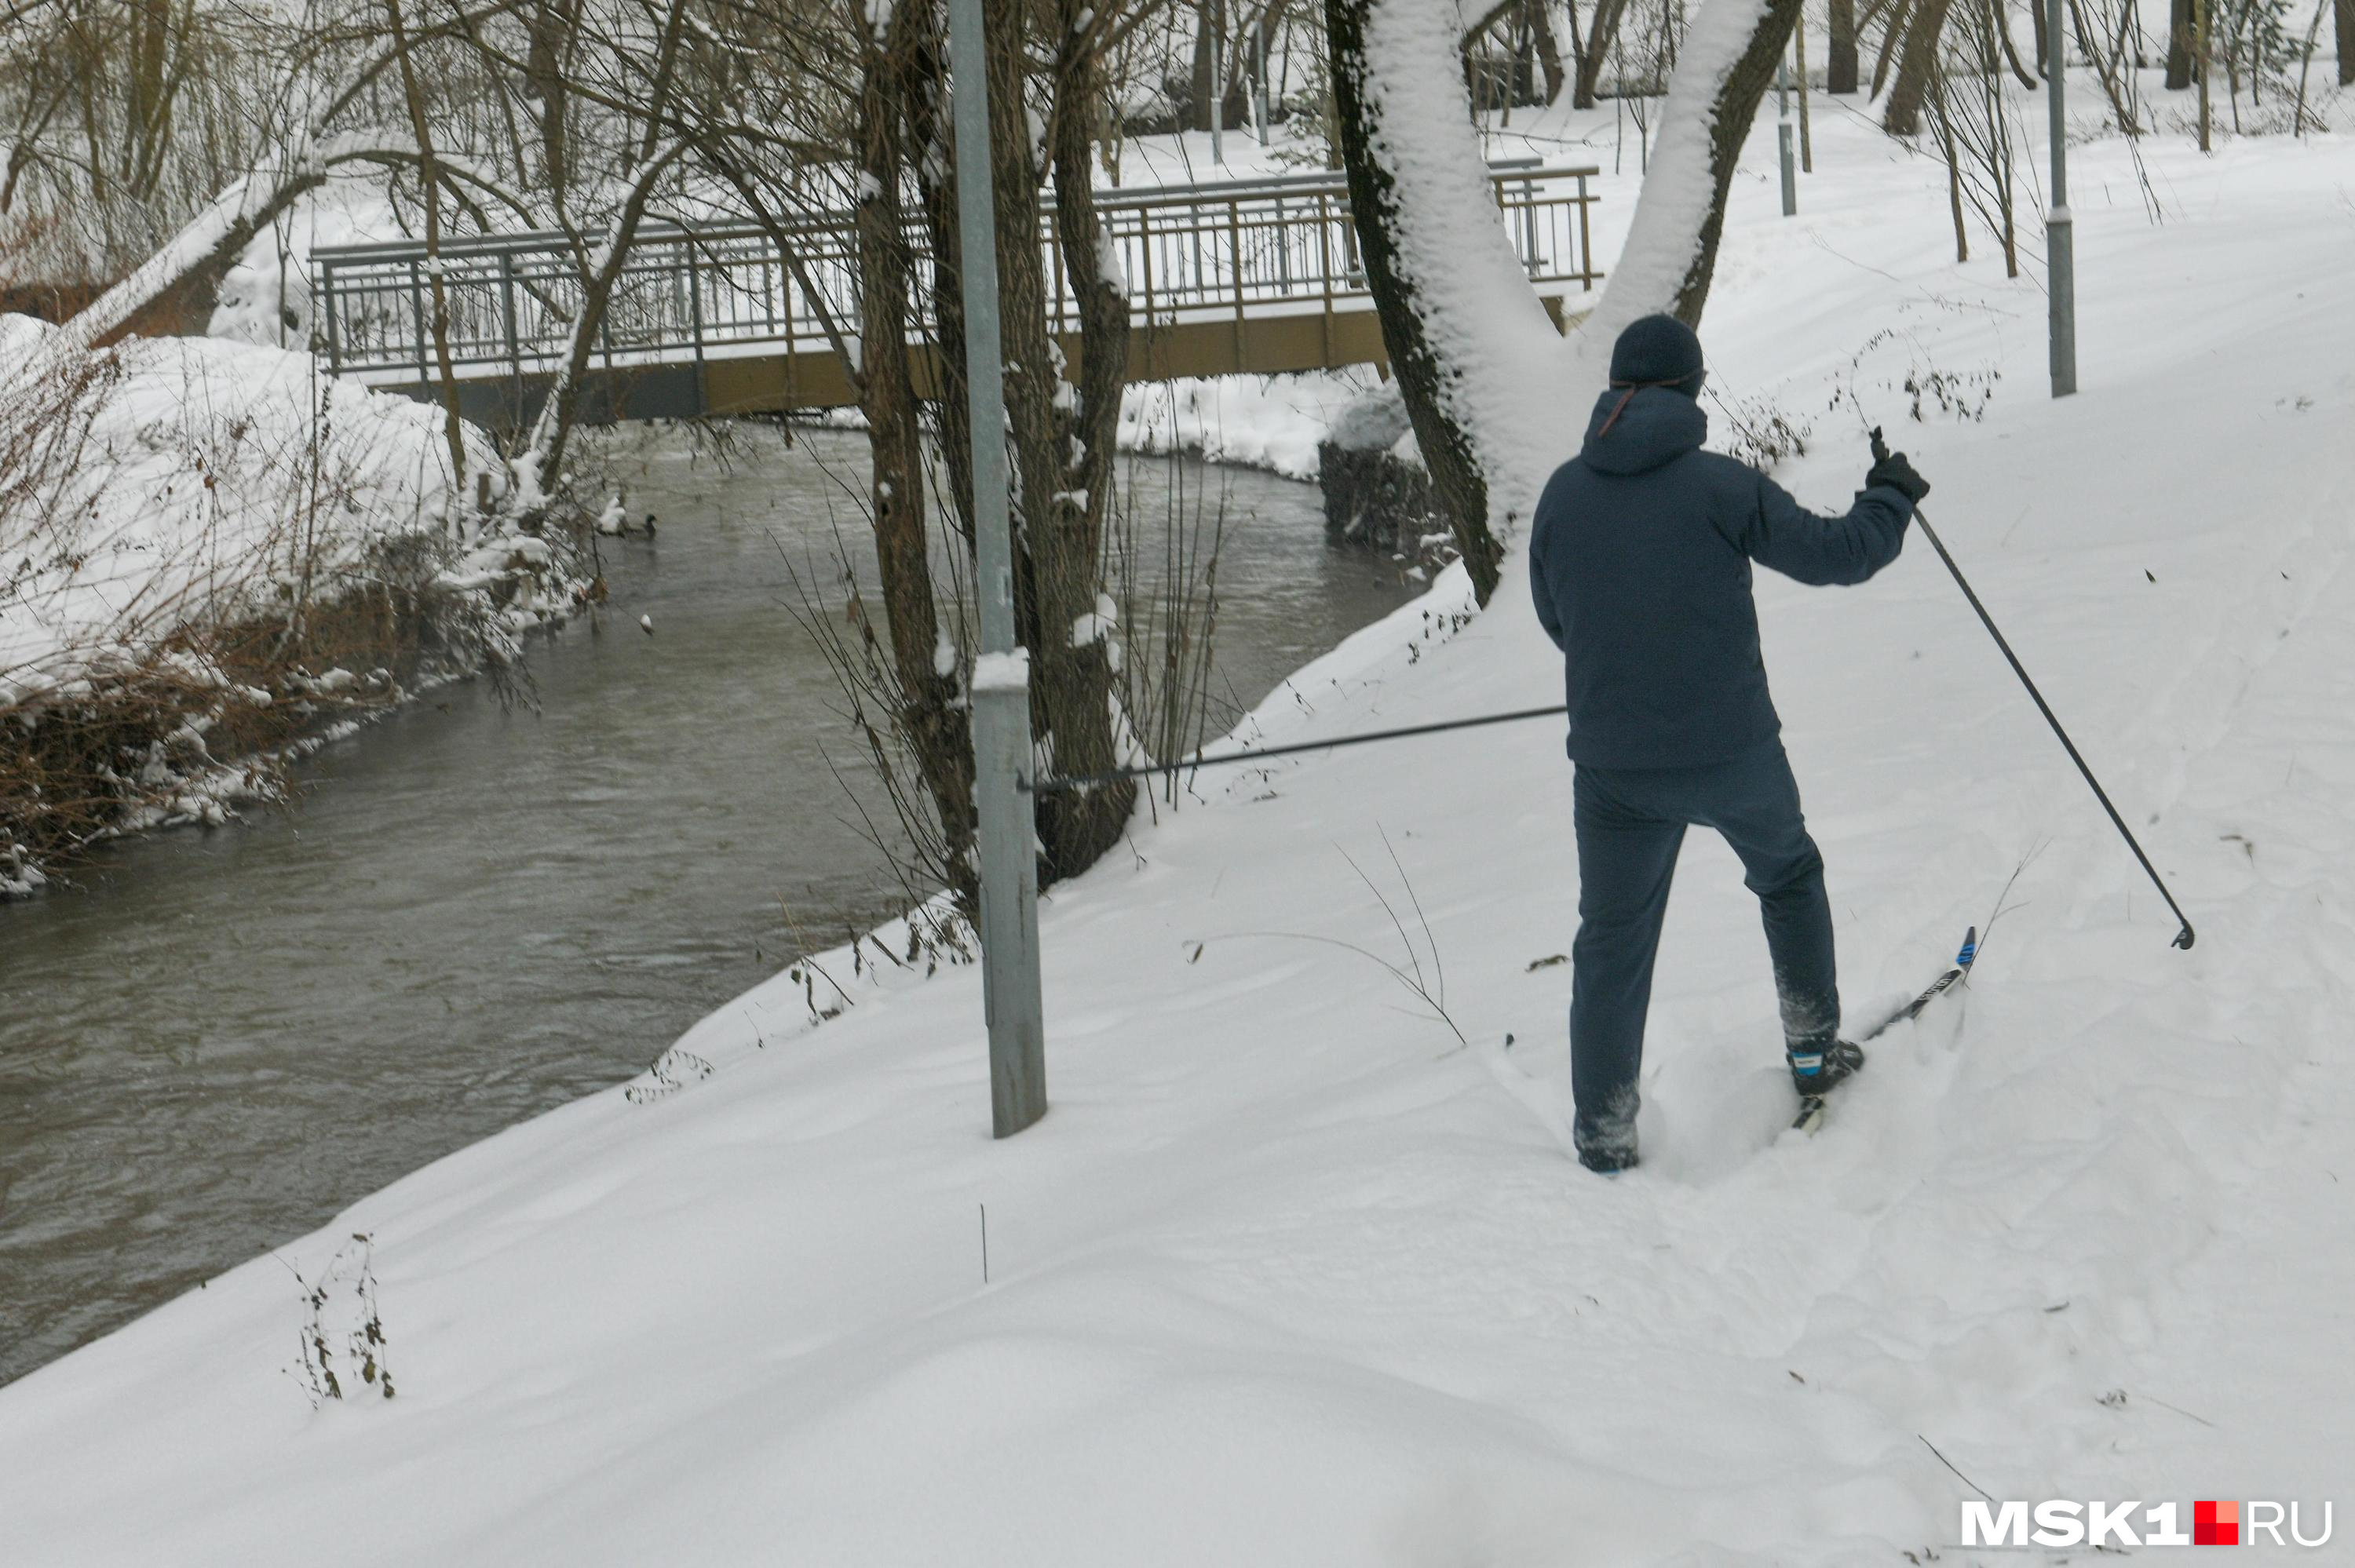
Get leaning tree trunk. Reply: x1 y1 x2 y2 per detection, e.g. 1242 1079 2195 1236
516 139 687 505
1323 0 1806 598
1871 0 1914 92
1531 0 1569 100
2336 0 2353 82
1989 0 2039 86
1882 0 1957 133
1827 0 1860 88
1648 0 1809 320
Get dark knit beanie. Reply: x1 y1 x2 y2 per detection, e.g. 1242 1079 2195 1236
1608 313 1707 399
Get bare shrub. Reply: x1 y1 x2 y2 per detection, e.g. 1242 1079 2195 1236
282 1232 396 1406
778 431 1231 923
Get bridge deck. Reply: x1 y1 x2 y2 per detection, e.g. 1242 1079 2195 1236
312 165 1601 429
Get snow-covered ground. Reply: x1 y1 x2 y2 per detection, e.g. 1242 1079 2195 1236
5 89 2355 1567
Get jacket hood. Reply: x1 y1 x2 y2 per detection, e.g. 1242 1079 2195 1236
1579 385 1708 476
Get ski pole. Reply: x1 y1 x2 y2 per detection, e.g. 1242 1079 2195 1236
1876 428 2195 950
1023 703 1569 795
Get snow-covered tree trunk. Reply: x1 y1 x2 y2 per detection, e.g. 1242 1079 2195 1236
1323 0 1804 598
1324 0 1535 598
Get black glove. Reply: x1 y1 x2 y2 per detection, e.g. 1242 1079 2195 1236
1866 427 1931 503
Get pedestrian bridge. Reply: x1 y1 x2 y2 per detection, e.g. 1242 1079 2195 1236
312 163 1601 430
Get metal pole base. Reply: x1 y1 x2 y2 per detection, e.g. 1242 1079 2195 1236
2047 208 2077 397
973 680 1046 1138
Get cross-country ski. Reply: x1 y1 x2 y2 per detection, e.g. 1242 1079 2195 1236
1793 926 1980 1133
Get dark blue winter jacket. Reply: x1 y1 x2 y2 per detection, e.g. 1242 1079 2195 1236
1529 387 1915 770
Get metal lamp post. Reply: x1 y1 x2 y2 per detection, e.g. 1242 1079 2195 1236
945 0 1049 1138
1777 53 1798 217
1210 0 1226 165
2046 0 2076 396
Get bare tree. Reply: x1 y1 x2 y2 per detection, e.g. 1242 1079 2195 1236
846 0 977 895
1927 0 2022 272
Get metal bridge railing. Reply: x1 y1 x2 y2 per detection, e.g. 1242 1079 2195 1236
312 165 1602 388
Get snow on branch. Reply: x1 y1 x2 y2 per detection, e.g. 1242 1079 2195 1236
1344 0 1581 529
1592 0 1803 331
1328 0 1800 552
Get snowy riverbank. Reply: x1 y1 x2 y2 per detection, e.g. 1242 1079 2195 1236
6 95 2355 1568
0 315 577 892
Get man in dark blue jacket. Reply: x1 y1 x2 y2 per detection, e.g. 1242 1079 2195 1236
1530 314 1930 1172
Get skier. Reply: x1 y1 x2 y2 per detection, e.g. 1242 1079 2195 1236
1529 314 1930 1172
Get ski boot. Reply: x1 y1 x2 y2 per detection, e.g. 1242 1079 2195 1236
1787 1037 1866 1095
1787 1039 1865 1133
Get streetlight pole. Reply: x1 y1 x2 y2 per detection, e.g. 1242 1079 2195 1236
1777 52 1798 217
2046 0 2076 396
945 0 1048 1137
1210 0 1226 164
1254 23 1270 146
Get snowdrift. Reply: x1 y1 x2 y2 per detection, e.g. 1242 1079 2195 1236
4 106 2354 1568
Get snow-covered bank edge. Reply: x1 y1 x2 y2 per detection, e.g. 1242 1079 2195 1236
812 368 1391 483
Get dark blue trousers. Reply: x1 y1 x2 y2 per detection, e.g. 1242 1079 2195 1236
1568 741 1838 1158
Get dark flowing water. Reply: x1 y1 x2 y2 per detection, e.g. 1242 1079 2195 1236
0 428 1421 1388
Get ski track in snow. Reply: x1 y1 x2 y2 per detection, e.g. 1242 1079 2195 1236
5 92 2355 1568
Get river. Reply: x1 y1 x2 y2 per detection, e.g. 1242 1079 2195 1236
0 427 1421 1388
